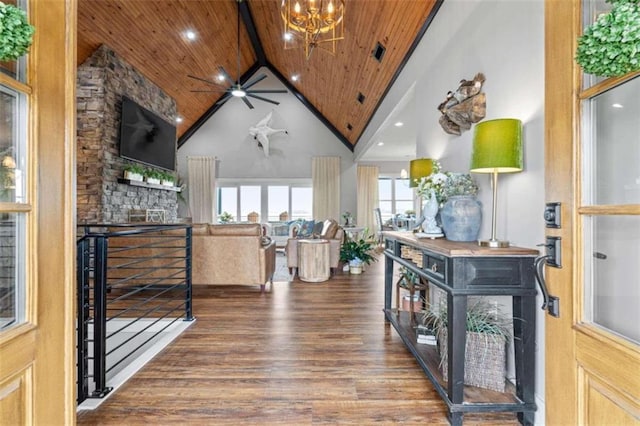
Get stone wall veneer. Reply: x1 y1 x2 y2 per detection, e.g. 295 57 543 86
77 45 178 223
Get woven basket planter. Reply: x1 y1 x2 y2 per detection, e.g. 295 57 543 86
437 329 506 392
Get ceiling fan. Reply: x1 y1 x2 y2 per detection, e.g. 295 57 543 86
187 0 286 110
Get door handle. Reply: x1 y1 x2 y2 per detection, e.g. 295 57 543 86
534 255 551 310
533 252 560 317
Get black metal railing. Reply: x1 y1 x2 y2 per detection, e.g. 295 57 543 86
76 224 193 404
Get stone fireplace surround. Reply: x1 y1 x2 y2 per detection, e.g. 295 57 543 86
77 45 178 224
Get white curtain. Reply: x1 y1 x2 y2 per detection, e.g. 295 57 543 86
312 156 340 220
187 156 217 224
356 165 379 234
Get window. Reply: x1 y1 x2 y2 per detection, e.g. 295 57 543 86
268 186 288 221
0 21 30 331
378 177 412 222
217 180 312 223
217 187 237 219
239 186 261 222
291 186 312 220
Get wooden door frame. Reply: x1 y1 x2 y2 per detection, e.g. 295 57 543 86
33 0 76 422
544 0 579 424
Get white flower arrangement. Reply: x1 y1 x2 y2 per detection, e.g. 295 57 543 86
416 162 479 206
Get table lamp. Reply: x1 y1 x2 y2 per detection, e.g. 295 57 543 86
409 158 433 188
470 118 523 248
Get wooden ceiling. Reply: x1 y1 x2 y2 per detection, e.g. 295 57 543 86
77 0 440 150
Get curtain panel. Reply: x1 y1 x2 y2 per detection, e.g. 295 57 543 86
356 165 379 234
312 156 340 221
187 156 217 224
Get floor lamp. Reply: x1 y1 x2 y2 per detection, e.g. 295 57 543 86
470 119 523 248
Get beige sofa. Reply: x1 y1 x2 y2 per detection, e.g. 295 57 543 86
191 223 276 290
285 219 344 276
109 223 276 291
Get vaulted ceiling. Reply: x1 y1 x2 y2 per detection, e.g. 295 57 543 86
77 0 441 150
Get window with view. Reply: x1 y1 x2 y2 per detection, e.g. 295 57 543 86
378 177 413 222
217 182 312 223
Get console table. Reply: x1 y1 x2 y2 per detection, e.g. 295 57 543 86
383 232 538 425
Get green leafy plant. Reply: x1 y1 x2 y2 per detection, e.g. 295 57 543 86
575 0 640 77
123 163 145 175
0 2 35 61
339 232 377 265
143 168 163 180
421 298 511 343
159 170 175 183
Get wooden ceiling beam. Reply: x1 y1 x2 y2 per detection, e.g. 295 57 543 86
239 0 267 66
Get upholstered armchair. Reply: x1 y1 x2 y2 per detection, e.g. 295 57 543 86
285 219 345 276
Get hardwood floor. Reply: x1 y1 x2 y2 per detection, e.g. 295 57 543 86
77 254 519 425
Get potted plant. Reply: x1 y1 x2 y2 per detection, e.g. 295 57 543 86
0 2 35 62
339 232 376 274
123 163 145 181
421 297 511 392
144 168 162 185
218 211 234 224
159 170 175 187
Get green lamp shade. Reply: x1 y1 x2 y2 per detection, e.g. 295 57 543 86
409 158 433 187
470 118 523 173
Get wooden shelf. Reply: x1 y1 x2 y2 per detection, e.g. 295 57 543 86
117 178 181 192
384 309 522 406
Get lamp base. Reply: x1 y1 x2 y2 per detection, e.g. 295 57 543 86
478 239 510 248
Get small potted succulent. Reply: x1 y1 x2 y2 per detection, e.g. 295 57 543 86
123 163 145 181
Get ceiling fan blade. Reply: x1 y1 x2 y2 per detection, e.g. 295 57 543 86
246 93 280 106
247 89 288 94
243 74 267 90
187 74 223 86
217 66 235 85
242 97 255 109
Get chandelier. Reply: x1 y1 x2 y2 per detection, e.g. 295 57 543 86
281 0 345 59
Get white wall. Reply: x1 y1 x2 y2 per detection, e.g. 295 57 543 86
176 67 357 219
358 1 547 422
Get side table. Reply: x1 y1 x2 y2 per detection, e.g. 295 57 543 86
298 239 330 282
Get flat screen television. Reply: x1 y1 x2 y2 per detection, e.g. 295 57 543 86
119 96 177 171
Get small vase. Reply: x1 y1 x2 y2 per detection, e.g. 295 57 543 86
440 195 482 242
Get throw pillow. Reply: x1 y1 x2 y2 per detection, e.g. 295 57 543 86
297 220 315 238
312 221 324 237
321 219 339 239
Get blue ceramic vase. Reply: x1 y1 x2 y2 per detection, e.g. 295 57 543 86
440 195 482 242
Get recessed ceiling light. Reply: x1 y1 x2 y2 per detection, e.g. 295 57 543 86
394 121 404 127
612 103 624 108
185 30 197 41
284 32 293 41
291 74 300 82
377 141 384 146
217 74 225 82
175 116 184 123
